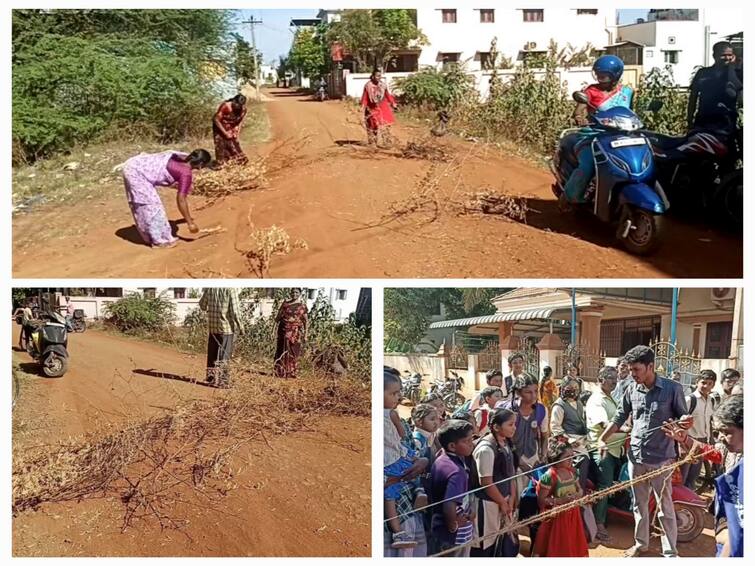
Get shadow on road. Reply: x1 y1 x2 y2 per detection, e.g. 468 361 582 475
493 196 743 278
115 219 193 247
133 368 216 388
334 139 367 147
18 362 41 376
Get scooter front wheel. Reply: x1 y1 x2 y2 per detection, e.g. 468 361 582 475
42 353 68 378
617 205 663 256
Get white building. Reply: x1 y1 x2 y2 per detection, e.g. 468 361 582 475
55 287 360 324
259 64 278 84
615 8 742 86
415 7 617 72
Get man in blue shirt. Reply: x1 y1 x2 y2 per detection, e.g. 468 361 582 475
598 345 690 557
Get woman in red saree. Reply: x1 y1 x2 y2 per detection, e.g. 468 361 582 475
273 290 308 378
360 69 398 145
213 94 248 165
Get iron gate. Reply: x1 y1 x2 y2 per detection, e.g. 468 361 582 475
650 339 702 390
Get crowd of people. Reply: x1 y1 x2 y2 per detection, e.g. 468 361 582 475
384 345 743 558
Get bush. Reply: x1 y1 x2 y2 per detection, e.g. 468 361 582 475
393 65 476 111
13 36 216 163
462 64 573 154
634 66 689 135
104 293 176 334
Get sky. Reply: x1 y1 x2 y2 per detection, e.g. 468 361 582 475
233 9 650 64
236 9 319 66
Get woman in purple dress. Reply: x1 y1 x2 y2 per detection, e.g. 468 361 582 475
122 149 210 247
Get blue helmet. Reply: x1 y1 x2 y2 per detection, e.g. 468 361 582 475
592 55 624 82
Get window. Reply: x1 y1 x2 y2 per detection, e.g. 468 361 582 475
173 288 186 299
441 52 460 71
522 9 544 22
387 53 419 72
479 52 492 69
600 317 661 357
307 289 317 300
142 288 156 299
577 9 598 15
441 9 457 23
705 321 733 359
480 9 495 23
337 290 348 301
663 50 679 64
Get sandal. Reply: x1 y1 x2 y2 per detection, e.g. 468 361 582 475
624 544 648 557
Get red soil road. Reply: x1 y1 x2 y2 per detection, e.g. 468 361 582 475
12 88 741 278
12 328 370 556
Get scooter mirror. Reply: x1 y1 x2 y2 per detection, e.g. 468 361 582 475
572 90 589 104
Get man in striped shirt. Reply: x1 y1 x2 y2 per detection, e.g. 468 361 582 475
199 288 244 388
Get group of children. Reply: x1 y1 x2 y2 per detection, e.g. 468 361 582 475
383 364 590 557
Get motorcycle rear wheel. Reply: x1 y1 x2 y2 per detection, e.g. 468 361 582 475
618 205 663 256
42 353 68 378
444 393 465 413
716 169 743 233
74 320 87 333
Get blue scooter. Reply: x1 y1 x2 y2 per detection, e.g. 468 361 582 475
551 92 669 255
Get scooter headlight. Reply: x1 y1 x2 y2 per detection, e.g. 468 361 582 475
599 115 642 131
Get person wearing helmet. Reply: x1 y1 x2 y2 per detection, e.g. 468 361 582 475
561 55 634 205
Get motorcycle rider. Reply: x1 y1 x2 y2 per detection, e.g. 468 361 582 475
687 41 742 138
560 55 634 206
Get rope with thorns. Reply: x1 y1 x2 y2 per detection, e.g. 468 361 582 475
431 443 711 557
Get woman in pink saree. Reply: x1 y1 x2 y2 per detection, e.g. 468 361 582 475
361 69 398 145
122 149 210 247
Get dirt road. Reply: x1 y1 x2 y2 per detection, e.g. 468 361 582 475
12 327 370 556
12 88 741 278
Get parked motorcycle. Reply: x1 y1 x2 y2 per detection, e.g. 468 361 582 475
551 91 669 255
429 371 466 412
26 311 69 377
70 309 87 333
315 81 328 102
642 119 742 232
400 371 423 405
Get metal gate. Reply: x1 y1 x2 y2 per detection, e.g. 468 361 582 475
511 336 540 378
650 339 702 390
556 344 606 382
448 344 469 370
478 341 502 373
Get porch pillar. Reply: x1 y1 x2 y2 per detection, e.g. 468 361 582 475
730 287 744 367
578 308 604 354
536 333 565 377
436 341 449 379
498 322 516 375
468 354 480 395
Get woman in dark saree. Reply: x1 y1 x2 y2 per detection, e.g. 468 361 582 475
274 289 308 378
213 94 248 165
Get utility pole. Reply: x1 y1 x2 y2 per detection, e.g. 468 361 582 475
241 16 263 101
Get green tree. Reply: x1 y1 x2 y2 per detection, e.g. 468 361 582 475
12 9 234 162
327 9 426 72
287 26 330 80
232 33 262 84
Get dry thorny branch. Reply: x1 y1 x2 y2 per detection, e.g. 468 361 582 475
12 372 369 536
236 208 308 278
192 135 315 208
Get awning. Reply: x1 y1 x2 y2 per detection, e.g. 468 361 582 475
429 307 557 329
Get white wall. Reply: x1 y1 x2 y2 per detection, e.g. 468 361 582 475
345 70 413 99
619 9 744 86
70 287 359 325
416 7 616 71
